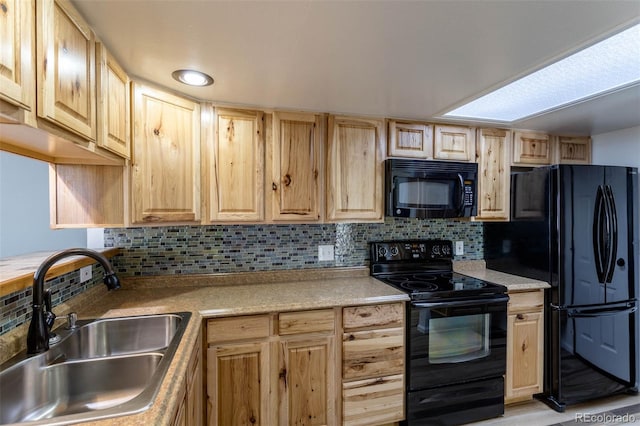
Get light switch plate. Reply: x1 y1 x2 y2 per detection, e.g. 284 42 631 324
318 245 335 261
80 265 92 283
455 241 464 256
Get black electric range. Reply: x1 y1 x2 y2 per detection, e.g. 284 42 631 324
370 240 508 426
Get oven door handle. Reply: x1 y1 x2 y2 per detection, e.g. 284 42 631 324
412 295 510 309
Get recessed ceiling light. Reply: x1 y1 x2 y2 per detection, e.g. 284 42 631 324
171 69 214 87
441 23 640 123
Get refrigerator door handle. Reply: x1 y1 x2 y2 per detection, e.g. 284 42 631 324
592 185 607 283
603 185 618 283
568 303 637 318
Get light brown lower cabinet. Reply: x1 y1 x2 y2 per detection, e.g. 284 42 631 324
342 303 405 426
506 290 544 404
172 335 204 426
205 303 405 426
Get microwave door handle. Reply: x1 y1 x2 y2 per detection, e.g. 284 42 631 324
456 173 465 213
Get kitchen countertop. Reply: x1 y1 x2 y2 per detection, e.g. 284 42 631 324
453 260 550 291
0 266 408 426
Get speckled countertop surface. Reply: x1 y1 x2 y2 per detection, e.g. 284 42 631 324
0 267 408 426
453 260 550 291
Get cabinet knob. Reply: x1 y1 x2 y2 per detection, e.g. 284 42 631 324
272 182 277 191
516 314 525 320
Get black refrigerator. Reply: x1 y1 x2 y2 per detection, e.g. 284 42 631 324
484 164 639 412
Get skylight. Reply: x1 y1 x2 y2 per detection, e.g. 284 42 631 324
442 23 640 123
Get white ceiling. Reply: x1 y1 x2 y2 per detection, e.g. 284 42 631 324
72 0 640 136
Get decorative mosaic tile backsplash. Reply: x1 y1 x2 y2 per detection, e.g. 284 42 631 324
1 218 483 336
0 264 105 335
104 217 483 276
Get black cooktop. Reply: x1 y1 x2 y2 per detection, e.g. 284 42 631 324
370 240 507 301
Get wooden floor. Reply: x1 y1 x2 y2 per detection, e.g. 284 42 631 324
468 393 640 425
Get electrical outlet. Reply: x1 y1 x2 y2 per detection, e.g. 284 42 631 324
318 245 335 261
455 241 464 256
80 265 92 283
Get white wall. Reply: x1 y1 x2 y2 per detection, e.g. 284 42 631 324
0 151 86 258
592 126 640 167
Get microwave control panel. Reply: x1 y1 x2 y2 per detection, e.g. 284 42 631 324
463 180 474 206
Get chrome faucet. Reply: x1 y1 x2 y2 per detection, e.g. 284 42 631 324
27 248 121 354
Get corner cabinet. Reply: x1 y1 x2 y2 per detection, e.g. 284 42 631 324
475 128 511 221
173 334 204 426
267 112 323 222
131 83 201 224
36 0 96 140
326 115 385 222
506 290 544 404
207 107 264 222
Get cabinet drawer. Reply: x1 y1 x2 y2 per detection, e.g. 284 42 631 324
207 315 270 343
343 328 404 380
343 303 404 330
343 374 404 426
508 290 544 313
278 309 335 335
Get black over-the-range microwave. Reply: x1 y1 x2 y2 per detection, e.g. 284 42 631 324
385 158 478 219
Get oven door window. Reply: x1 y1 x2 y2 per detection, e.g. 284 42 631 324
424 312 490 363
394 177 459 209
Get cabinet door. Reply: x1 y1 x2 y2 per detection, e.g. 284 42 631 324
277 336 336 426
512 130 551 166
506 310 543 403
186 337 204 426
433 124 475 162
36 0 96 140
0 0 35 113
555 136 591 164
388 120 433 159
207 342 270 426
131 83 201 224
96 42 130 159
269 112 322 221
210 108 264 222
475 128 510 221
326 115 385 222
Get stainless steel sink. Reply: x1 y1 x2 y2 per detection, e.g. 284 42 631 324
0 312 191 426
51 313 183 360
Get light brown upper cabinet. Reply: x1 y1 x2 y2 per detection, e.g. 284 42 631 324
208 107 264 222
512 130 551 166
131 83 201 224
268 112 323 222
0 0 35 121
36 0 96 141
554 136 591 164
433 124 475 162
388 120 433 158
326 115 385 222
475 128 511 221
96 42 130 159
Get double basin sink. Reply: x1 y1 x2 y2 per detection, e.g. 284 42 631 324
0 312 191 425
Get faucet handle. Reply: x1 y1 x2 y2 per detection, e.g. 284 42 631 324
43 289 56 329
66 312 78 329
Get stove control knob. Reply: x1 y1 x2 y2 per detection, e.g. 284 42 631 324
390 246 399 257
432 245 441 256
442 245 451 255
378 247 388 258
